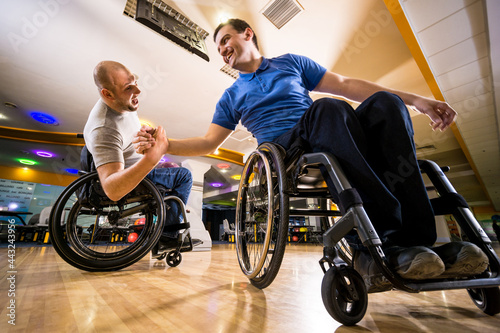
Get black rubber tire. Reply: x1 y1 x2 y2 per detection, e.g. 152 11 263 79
467 286 500 316
321 266 368 326
166 251 182 267
49 172 165 271
235 142 289 289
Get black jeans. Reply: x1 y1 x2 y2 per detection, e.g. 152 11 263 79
274 92 436 248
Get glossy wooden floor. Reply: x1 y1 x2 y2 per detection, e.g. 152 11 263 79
1 242 499 332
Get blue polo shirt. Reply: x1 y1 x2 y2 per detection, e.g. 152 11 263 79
212 53 327 143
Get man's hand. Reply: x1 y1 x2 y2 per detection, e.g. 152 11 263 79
412 97 457 131
133 124 157 154
143 126 169 162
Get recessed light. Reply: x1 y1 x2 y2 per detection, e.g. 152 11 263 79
17 158 37 165
217 163 231 169
35 151 54 158
210 182 224 188
30 111 59 125
4 102 17 108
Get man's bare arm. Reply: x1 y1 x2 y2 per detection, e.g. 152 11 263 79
134 123 233 156
97 126 169 201
314 71 456 131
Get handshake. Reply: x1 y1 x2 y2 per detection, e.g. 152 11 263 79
133 125 168 155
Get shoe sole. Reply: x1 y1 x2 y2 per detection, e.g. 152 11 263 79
361 273 392 293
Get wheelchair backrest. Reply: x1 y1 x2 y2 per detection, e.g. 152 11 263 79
80 145 96 172
77 146 107 206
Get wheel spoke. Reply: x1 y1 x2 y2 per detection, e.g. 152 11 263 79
49 172 165 271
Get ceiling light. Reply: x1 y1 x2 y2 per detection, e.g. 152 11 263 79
218 14 230 24
4 102 17 108
217 163 231 169
17 158 37 165
210 182 224 188
35 151 54 158
231 174 241 180
30 111 59 125
65 168 79 174
140 120 154 128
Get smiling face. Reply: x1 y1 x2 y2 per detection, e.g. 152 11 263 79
215 24 256 73
110 69 141 112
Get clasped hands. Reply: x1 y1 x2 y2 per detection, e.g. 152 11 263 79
133 125 168 155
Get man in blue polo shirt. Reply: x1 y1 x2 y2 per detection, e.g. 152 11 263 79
135 18 488 291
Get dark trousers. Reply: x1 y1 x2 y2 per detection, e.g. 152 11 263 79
274 92 436 248
146 166 192 236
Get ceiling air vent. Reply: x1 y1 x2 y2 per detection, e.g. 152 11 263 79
220 64 239 80
261 0 304 29
123 0 137 17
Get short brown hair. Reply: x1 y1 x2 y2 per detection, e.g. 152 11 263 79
214 18 259 50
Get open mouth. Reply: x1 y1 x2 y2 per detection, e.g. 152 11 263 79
226 51 234 63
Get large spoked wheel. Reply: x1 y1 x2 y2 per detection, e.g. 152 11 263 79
467 286 500 316
49 172 165 271
321 266 368 326
235 142 289 289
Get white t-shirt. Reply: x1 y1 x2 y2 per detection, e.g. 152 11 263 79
83 99 142 169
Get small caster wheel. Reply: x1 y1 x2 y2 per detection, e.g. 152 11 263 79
166 251 182 267
321 266 367 326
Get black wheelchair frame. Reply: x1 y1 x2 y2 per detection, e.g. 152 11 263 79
49 148 194 271
235 142 500 325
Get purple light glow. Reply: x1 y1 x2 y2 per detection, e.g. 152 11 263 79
210 182 224 188
35 151 54 158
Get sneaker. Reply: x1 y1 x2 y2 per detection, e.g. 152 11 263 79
353 246 445 293
353 250 392 293
432 241 489 278
386 246 445 279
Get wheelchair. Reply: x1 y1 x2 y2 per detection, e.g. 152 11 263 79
235 142 500 326
49 146 195 271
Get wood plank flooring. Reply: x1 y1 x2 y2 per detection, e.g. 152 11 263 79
1 243 499 332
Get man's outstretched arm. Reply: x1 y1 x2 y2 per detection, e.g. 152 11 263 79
134 123 233 157
314 71 456 131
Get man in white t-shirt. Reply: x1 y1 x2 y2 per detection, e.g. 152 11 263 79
84 60 193 250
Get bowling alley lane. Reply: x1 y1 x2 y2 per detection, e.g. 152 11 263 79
1 243 499 332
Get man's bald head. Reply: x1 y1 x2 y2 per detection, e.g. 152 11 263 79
93 60 130 93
